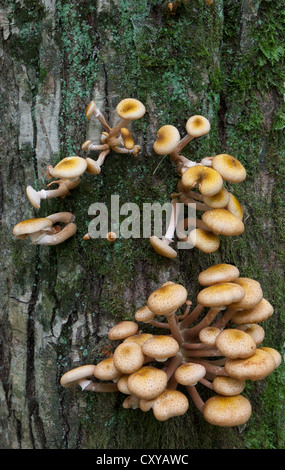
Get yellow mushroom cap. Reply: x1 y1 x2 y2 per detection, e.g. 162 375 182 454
197 282 245 308
202 209 245 236
227 193 244 220
113 342 145 375
198 263 240 286
188 228 220 253
116 98 146 120
203 394 252 427
147 283 188 316
135 306 155 323
237 324 265 345
142 335 179 362
199 327 221 346
231 278 263 310
127 366 168 400
117 375 131 395
203 187 230 209
13 218 52 237
185 115 210 137
212 154 246 183
86 101 97 120
152 389 189 421
153 124 181 155
108 321 138 341
225 348 276 381
181 165 223 197
120 128 135 149
260 347 282 369
93 357 121 381
51 156 87 179
150 236 177 259
123 333 153 346
60 365 96 388
231 298 273 324
212 376 246 396
215 328 256 359
174 363 206 386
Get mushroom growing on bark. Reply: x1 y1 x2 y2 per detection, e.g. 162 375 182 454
60 262 281 426
82 98 145 173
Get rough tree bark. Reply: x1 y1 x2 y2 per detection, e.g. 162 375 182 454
0 0 284 449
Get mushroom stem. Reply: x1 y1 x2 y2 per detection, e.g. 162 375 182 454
180 303 204 329
179 193 211 212
170 153 197 167
177 301 192 321
163 197 181 243
199 377 214 390
109 118 130 138
149 320 170 329
185 348 222 358
212 307 239 329
172 134 195 156
167 312 183 346
182 342 213 350
84 381 119 393
187 358 227 377
82 141 110 152
36 222 77 245
182 307 224 340
164 354 183 380
186 385 205 413
86 102 111 132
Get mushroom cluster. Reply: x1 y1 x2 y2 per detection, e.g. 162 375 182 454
82 98 145 175
150 116 246 258
60 263 281 427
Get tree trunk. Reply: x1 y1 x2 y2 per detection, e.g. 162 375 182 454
0 0 284 449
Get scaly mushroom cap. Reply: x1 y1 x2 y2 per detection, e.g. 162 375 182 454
152 389 189 421
212 376 246 396
174 363 206 386
202 187 230 209
153 124 181 155
116 98 146 120
198 263 240 286
120 128 135 149
231 298 274 324
142 335 180 362
226 193 244 220
199 327 221 346
108 321 138 341
60 365 96 388
225 348 276 381
113 342 145 375
127 366 168 400
93 357 121 381
237 323 265 345
215 328 256 359
117 375 131 395
260 347 282 369
150 235 177 259
197 282 245 308
135 305 155 323
181 165 223 197
231 278 263 310
147 283 188 316
185 115 210 137
50 156 87 179
212 154 246 183
202 209 245 236
13 218 52 237
188 228 220 253
203 394 252 427
124 333 153 346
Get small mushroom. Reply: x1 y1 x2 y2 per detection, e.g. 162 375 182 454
212 154 246 183
60 365 118 392
149 198 181 259
202 208 245 236
26 178 80 209
109 98 146 137
181 165 223 197
198 263 240 286
153 125 181 156
46 156 87 180
108 321 139 341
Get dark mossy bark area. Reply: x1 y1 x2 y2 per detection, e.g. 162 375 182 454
0 0 284 449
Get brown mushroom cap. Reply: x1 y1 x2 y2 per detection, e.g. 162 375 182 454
197 282 245 308
117 375 131 395
215 328 256 359
227 193 244 220
113 342 145 375
202 209 245 236
237 324 265 345
60 365 96 388
127 366 168 400
174 363 206 386
134 306 155 323
203 394 252 427
153 125 181 155
199 327 222 346
231 298 273 324
185 115 210 137
50 156 87 179
225 348 276 381
212 154 246 183
231 278 263 310
142 335 179 362
260 347 282 369
152 389 189 421
212 376 246 396
116 98 146 120
124 333 153 346
198 263 240 286
13 218 52 237
150 235 177 259
93 357 121 381
181 165 223 197
108 321 138 341
188 228 220 253
147 283 188 316
202 187 230 209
